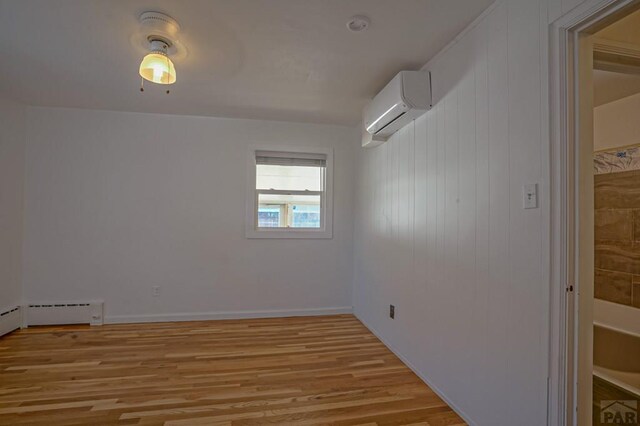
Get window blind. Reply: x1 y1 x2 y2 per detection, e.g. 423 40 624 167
255 151 326 167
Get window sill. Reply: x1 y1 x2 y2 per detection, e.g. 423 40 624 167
245 228 333 239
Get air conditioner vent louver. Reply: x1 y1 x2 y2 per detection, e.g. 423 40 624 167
374 111 408 135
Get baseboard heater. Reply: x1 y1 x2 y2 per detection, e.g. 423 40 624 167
0 306 22 337
25 302 103 326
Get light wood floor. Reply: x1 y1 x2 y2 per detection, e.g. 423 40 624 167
0 314 464 425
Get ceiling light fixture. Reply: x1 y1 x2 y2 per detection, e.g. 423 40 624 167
139 39 176 86
346 15 371 32
134 12 184 94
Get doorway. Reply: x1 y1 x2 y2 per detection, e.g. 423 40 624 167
550 1 640 425
592 11 640 426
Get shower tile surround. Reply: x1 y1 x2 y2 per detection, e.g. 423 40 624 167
595 146 640 310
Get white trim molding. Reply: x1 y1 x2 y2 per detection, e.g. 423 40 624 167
593 37 640 59
105 306 353 324
593 36 640 73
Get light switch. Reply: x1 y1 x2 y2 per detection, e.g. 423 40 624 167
523 184 538 209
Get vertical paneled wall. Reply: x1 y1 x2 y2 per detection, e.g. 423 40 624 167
352 0 562 424
548 0 589 22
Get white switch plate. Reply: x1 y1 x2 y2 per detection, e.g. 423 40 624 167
523 184 538 209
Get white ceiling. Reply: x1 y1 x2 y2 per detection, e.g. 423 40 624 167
0 0 492 126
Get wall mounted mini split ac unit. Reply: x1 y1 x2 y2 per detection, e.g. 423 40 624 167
362 70 432 148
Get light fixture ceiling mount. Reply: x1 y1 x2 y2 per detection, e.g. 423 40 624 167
132 11 186 92
139 11 180 50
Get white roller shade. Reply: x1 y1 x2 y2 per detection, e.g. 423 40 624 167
255 151 326 167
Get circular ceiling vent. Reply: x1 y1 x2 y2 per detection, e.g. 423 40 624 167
346 15 370 32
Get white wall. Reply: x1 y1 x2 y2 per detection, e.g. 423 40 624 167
0 97 26 312
352 0 582 424
23 107 356 322
594 91 640 151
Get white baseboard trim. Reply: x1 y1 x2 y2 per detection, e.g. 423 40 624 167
355 314 477 426
105 306 353 324
0 306 22 338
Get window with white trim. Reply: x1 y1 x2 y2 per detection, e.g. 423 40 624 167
246 148 333 239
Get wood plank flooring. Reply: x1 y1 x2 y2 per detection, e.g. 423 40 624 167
0 314 464 425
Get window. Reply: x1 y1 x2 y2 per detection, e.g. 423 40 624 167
246 147 333 239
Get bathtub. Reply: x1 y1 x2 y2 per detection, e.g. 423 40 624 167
593 299 640 397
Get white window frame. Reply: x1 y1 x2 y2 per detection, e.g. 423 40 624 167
245 145 333 239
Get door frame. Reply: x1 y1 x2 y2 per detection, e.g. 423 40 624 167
548 1 639 425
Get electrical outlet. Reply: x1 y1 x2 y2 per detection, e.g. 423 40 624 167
389 304 395 319
523 183 538 209
152 286 160 297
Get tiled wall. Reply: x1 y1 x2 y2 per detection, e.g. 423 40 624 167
595 169 640 309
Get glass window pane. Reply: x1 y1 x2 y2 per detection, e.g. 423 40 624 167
256 164 323 191
257 193 321 228
290 204 321 228
257 205 283 228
